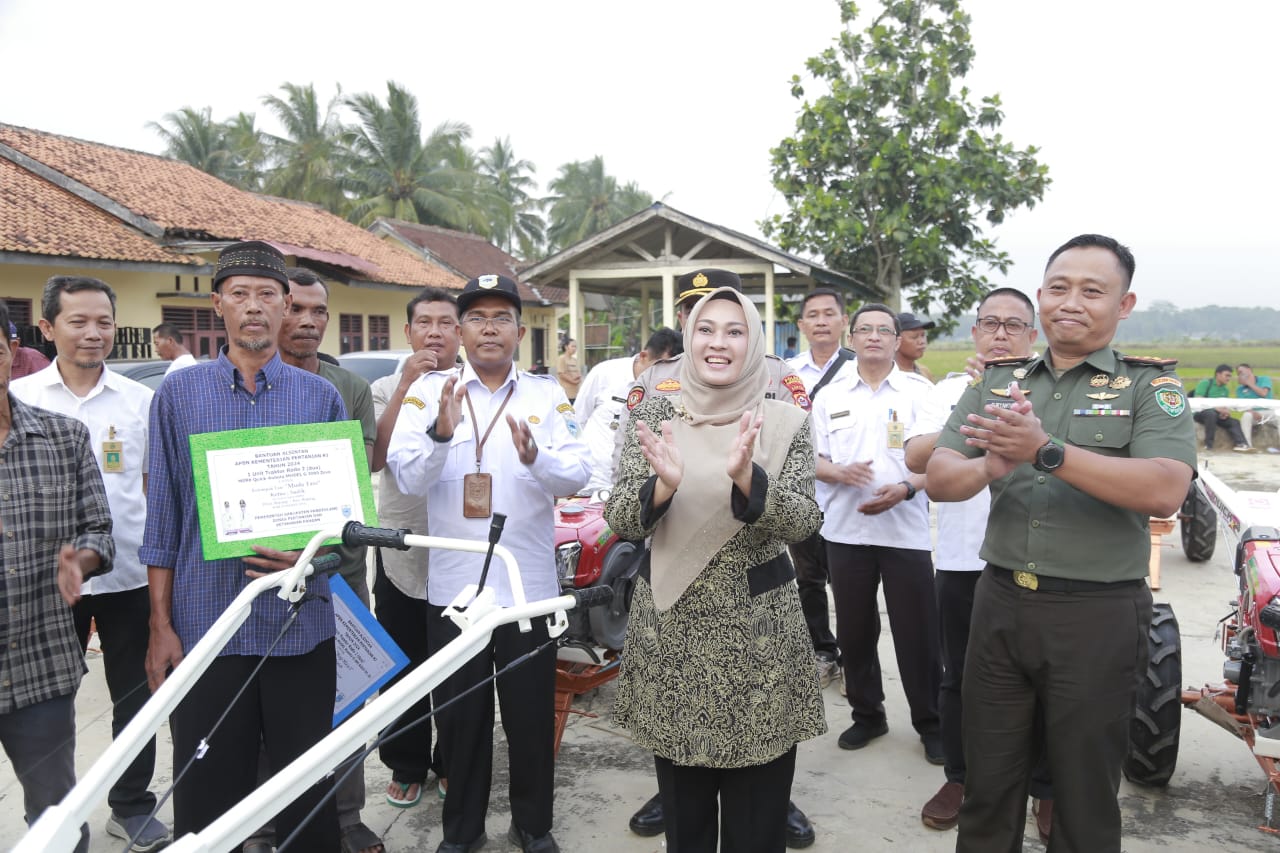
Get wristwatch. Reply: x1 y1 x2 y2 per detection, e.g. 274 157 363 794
1033 437 1066 473
898 480 918 500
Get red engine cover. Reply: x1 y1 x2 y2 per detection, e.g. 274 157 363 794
554 500 619 588
1241 540 1280 658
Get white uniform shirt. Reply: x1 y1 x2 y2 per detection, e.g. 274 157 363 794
386 363 591 607
789 349 854 511
812 364 933 549
574 355 637 493
371 370 433 599
12 361 153 594
165 353 198 374
907 372 988 571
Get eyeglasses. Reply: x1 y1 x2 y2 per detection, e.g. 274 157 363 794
850 325 897 338
461 315 517 330
976 316 1032 336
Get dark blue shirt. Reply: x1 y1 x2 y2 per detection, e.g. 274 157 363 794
140 350 347 656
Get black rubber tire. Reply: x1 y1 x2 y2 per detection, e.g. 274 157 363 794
1124 603 1182 787
588 540 637 651
1179 482 1217 563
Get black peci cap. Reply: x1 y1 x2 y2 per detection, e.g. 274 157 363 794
213 241 290 293
457 274 523 316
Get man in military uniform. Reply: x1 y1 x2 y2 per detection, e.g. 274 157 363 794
927 234 1196 852
620 268 817 849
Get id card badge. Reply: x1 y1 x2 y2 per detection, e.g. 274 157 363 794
463 472 493 518
886 421 905 450
102 440 124 473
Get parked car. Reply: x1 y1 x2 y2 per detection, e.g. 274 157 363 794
108 359 171 391
336 350 413 384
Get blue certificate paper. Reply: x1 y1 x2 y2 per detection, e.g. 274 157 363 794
330 575 409 726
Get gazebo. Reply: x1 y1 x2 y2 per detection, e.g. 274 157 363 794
520 203 883 351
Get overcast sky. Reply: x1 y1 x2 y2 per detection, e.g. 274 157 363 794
2 0 1274 310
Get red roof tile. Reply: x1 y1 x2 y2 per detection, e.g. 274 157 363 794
0 158 195 265
0 124 462 289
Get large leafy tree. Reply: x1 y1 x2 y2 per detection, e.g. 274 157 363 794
148 106 237 184
480 137 545 259
764 0 1050 331
261 83 347 213
545 156 652 253
220 112 269 192
341 81 490 230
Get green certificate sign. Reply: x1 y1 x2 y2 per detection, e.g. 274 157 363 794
190 421 378 560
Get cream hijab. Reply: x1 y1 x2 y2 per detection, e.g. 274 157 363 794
649 287 809 610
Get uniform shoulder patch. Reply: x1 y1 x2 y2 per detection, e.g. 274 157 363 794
626 387 645 410
402 396 426 410
1155 388 1186 417
1150 376 1182 389
781 373 812 411
1121 354 1179 367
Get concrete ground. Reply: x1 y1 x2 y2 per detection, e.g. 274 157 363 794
4 448 1280 851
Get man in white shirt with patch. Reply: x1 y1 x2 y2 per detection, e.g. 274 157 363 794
387 274 590 853
13 276 169 852
812 302 941 765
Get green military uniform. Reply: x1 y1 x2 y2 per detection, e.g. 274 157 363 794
936 346 1196 853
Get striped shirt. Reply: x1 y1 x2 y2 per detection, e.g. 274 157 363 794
0 395 114 712
140 350 347 656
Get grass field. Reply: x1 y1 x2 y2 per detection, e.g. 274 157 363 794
922 343 1280 386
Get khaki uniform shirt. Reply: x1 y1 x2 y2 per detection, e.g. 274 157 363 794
609 353 811 481
936 347 1196 582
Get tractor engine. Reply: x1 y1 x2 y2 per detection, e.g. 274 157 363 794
1225 527 1280 717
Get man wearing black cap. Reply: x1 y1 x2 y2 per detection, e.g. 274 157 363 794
386 273 590 853
896 312 935 382
616 268 819 849
141 240 347 850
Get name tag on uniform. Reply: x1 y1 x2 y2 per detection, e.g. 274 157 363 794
887 421 905 450
102 439 124 473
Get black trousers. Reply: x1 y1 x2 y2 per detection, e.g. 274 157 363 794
957 567 1151 853
825 542 940 732
373 550 440 783
72 585 156 818
170 640 339 851
654 746 796 853
427 603 556 844
935 571 1052 798
787 532 840 660
1193 407 1246 447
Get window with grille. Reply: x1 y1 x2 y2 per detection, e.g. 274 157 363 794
369 315 390 351
161 306 226 359
340 314 364 354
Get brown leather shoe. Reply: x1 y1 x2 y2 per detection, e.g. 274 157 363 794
1032 797 1053 843
921 781 964 830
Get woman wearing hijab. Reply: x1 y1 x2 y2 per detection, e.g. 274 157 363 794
604 287 825 853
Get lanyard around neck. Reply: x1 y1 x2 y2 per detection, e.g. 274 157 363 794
463 383 517 473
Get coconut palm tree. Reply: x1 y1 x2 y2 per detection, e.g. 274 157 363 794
261 82 347 213
479 137 545 259
545 156 652 252
147 106 236 183
341 81 488 230
221 111 269 191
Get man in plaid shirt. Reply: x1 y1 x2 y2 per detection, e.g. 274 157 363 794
0 301 114 853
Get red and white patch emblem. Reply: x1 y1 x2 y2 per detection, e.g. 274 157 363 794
782 373 811 411
626 387 645 410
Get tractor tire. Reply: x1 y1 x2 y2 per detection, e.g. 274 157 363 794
1179 482 1217 563
1124 603 1183 787
588 540 638 651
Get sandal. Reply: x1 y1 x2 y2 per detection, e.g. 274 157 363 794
385 779 422 808
340 821 385 853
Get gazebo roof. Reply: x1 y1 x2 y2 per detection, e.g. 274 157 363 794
522 202 883 300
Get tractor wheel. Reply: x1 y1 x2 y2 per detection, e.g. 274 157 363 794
588 540 638 651
1179 483 1217 563
1124 603 1183 787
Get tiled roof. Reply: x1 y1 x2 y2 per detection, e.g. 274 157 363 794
0 157 195 265
375 218 566 304
0 124 462 289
